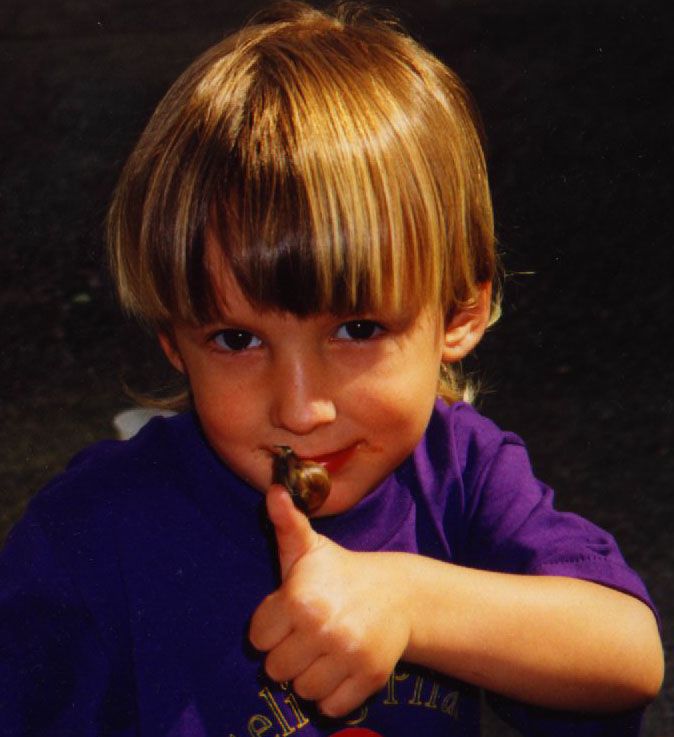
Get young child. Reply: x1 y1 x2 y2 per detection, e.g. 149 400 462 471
0 2 663 735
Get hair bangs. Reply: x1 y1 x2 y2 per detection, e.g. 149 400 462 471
109 1 497 343
196 24 453 322
207 202 433 322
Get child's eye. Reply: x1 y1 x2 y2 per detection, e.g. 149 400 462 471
212 329 262 352
334 320 384 341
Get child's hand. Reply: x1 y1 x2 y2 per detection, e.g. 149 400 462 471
249 485 411 717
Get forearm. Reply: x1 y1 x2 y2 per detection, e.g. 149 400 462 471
390 553 663 712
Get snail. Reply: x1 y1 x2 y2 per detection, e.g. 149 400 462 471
271 445 331 515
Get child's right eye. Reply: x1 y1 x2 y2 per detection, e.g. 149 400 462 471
212 329 262 352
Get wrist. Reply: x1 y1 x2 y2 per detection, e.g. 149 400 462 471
386 553 460 666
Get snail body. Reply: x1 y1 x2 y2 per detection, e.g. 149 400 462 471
271 445 331 514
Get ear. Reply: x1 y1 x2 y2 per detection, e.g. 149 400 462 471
441 282 492 363
158 331 186 374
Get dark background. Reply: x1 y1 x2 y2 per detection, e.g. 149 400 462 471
0 1 671 734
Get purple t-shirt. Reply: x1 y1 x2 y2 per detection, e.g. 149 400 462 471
0 401 653 736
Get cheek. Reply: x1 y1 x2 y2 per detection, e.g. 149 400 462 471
195 404 268 490
349 372 438 444
362 352 440 411
382 371 440 442
191 379 256 449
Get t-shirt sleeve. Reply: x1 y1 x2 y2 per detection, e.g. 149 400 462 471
457 435 657 737
0 511 134 735
460 437 655 615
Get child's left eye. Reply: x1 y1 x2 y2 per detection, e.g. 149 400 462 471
212 329 262 352
334 320 384 341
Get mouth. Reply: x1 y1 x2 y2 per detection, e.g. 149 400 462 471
299 444 359 475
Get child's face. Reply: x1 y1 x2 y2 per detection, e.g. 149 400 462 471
160 257 455 516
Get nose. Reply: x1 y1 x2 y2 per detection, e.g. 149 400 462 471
269 352 336 436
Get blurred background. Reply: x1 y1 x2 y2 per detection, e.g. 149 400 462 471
0 0 671 733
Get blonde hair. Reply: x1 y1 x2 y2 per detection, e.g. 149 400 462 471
108 1 500 405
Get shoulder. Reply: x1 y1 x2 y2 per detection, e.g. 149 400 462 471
408 400 527 536
1 413 216 623
431 399 503 442
420 400 524 484
17 412 204 547
65 411 198 479
410 400 545 546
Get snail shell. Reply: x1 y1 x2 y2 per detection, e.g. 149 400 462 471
271 445 331 514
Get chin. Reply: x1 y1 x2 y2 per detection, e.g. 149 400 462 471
309 482 369 518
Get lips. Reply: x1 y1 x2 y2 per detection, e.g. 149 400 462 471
301 444 358 475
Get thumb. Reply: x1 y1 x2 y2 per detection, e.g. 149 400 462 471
266 484 320 579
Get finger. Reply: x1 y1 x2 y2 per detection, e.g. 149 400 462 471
263 631 323 684
292 654 349 703
318 674 383 719
249 591 292 652
266 484 319 579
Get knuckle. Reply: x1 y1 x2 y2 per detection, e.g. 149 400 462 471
318 698 342 718
333 621 358 649
354 652 390 692
249 623 274 653
292 678 310 699
365 666 390 693
321 692 355 719
248 625 264 652
293 675 320 701
264 652 286 682
249 599 275 649
288 591 330 628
